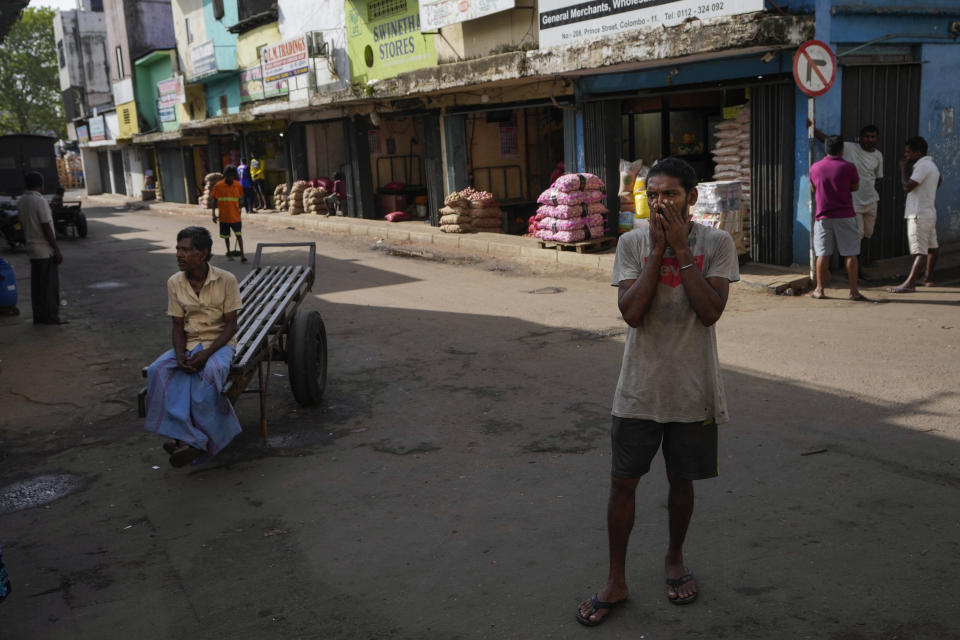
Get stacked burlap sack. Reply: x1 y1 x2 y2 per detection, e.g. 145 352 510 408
288 180 308 215
533 173 607 243
199 172 223 209
439 192 473 233
711 102 751 252
273 183 288 211
303 186 329 215
463 187 503 233
438 188 505 233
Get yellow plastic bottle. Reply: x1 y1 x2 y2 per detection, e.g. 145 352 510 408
633 176 650 221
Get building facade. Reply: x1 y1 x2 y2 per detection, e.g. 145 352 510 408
70 0 960 264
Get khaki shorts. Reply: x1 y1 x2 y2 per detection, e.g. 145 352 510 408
907 217 938 255
855 202 878 239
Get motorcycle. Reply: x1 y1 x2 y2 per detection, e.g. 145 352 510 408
0 202 25 249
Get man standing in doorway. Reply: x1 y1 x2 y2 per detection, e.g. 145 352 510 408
237 157 255 213
889 136 941 292
576 158 739 627
808 135 867 301
17 171 65 325
810 122 884 258
210 165 247 263
250 153 266 210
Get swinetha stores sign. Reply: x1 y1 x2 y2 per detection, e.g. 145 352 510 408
538 0 764 47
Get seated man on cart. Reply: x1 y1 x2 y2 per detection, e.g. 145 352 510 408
144 226 244 467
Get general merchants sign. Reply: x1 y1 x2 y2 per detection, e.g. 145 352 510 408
538 0 764 48
157 76 185 108
793 39 836 97
190 40 216 79
420 0 515 31
262 35 310 84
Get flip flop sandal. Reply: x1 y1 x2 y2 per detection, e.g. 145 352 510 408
169 445 202 468
575 594 627 627
887 286 914 293
162 440 183 454
666 571 698 605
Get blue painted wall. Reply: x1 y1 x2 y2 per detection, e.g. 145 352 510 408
919 43 960 243
200 0 241 117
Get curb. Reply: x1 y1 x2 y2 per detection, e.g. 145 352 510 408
90 195 618 274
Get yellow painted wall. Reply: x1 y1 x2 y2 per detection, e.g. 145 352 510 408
368 115 425 189
180 83 206 122
116 101 139 139
468 110 527 201
237 21 281 69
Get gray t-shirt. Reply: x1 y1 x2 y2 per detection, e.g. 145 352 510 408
610 222 740 424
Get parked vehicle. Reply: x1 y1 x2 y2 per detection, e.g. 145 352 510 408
0 202 24 249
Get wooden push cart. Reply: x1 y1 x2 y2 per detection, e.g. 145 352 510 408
51 201 87 238
139 242 328 437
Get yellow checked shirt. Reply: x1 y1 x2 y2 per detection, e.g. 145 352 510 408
167 265 243 350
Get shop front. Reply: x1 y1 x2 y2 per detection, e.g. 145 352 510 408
367 113 429 219
577 54 800 265
243 122 287 203
443 102 567 233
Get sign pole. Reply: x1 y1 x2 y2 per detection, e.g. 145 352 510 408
793 39 837 284
808 96 815 282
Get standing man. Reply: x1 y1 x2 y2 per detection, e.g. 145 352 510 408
889 136 942 292
250 153 266 210
237 157 255 213
323 171 347 216
17 171 65 325
210 165 247 263
810 122 883 253
576 158 739 627
808 135 866 301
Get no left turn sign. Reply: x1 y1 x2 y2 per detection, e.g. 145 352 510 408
793 39 836 97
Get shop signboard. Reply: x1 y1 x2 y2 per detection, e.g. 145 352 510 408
346 0 436 84
77 125 89 142
420 0 515 30
261 35 310 83
538 0 764 48
241 67 290 102
190 40 217 79
157 75 185 108
157 101 177 123
89 115 106 141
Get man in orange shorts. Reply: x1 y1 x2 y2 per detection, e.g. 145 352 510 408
209 165 247 263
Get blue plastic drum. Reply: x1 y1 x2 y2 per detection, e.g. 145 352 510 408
0 258 18 307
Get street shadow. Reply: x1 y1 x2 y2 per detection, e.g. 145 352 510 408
2 207 959 640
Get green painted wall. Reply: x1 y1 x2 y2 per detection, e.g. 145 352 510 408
134 53 176 133
346 0 436 85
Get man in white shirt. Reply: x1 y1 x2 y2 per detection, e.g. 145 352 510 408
889 136 941 293
810 122 883 278
16 172 65 324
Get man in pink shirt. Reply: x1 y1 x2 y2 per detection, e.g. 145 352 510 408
809 135 865 301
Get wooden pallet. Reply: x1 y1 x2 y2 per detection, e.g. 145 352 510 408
537 236 616 254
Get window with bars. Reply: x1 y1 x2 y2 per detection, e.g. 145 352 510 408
57 40 65 67
367 0 406 22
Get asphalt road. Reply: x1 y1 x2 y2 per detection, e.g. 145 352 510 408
1 203 958 639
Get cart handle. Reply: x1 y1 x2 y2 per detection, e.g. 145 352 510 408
251 242 316 271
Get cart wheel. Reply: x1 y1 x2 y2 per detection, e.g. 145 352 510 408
76 213 88 238
287 310 327 406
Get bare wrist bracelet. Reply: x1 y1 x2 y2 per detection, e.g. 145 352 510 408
679 263 695 271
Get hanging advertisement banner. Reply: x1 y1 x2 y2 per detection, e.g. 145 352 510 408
157 75 185 108
538 0 764 48
241 66 290 103
190 40 217 78
77 125 89 142
420 0 515 30
261 35 310 83
89 115 106 141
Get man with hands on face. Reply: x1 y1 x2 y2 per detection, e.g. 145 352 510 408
577 158 739 627
143 226 244 467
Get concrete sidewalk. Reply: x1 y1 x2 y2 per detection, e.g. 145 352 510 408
86 192 960 293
